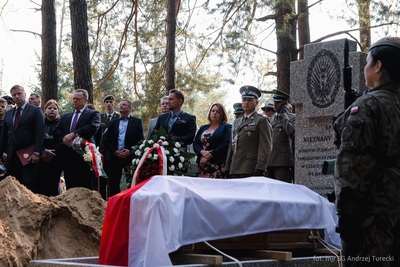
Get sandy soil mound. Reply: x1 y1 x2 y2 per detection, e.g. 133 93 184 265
0 176 106 267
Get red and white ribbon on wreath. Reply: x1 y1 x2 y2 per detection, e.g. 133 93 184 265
132 140 167 187
83 140 101 178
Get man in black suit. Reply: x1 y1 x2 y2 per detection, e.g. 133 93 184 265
95 95 120 199
103 99 144 197
53 89 101 190
152 89 196 147
0 85 44 192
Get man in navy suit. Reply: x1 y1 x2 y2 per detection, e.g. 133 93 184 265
152 89 196 147
0 85 44 192
103 99 144 197
54 89 101 190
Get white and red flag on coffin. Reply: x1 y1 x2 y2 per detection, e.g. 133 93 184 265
98 176 340 267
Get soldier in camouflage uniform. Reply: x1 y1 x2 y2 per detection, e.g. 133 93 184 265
333 37 400 267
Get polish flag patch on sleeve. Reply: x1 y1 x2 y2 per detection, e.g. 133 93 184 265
350 106 359 114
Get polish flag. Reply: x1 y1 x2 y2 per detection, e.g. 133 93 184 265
98 179 151 266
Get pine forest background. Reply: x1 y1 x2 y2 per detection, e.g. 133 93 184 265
0 0 399 129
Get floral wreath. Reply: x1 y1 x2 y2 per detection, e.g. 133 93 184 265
129 127 194 186
72 136 107 179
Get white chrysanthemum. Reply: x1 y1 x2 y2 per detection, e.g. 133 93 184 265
135 150 141 156
144 147 150 152
179 156 185 162
178 162 183 169
169 156 175 163
160 136 166 140
148 140 154 145
153 143 160 148
169 165 175 171
173 148 179 154
135 158 140 165
175 142 181 148
139 144 144 149
165 150 170 155
147 154 152 159
162 141 169 146
153 154 158 160
83 153 92 162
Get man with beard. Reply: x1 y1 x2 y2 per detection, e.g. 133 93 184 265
152 89 196 147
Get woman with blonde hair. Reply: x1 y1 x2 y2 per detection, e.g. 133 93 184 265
193 103 232 178
36 99 63 196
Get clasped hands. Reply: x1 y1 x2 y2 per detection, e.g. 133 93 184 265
114 149 130 159
199 150 213 167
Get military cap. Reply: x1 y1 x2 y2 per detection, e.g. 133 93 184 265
369 36 400 50
261 103 274 111
239 85 261 99
103 95 115 102
233 102 244 114
272 90 290 102
2 95 14 105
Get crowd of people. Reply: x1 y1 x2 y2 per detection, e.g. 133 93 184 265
0 36 398 266
0 85 296 199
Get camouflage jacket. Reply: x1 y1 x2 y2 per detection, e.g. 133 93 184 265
333 83 400 216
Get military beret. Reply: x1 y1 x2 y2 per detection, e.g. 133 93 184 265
233 102 244 114
369 36 400 51
239 85 261 99
261 103 274 111
272 90 290 102
103 95 115 102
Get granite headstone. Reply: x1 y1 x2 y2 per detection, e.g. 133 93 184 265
291 38 367 197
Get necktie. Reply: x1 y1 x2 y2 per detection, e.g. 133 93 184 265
70 110 80 132
108 114 112 122
14 107 21 129
168 114 176 131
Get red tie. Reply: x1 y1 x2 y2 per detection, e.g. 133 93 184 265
14 107 21 129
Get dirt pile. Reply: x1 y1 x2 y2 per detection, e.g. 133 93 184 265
0 176 107 267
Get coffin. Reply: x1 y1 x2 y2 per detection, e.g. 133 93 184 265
99 176 340 267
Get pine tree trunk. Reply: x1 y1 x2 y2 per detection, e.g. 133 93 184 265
297 0 310 60
41 0 58 104
275 0 297 95
69 0 93 103
165 0 176 94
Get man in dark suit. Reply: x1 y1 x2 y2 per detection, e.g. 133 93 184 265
103 99 144 197
53 89 101 190
226 85 272 178
95 95 120 146
152 89 196 147
0 85 44 192
95 95 120 199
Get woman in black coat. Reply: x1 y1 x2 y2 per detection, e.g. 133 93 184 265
36 99 63 196
193 103 232 178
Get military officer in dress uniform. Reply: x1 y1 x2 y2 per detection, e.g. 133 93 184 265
266 90 295 183
232 102 244 119
226 86 272 178
261 103 275 119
